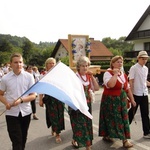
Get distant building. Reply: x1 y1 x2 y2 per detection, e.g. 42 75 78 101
125 5 150 59
51 38 113 63
125 5 150 79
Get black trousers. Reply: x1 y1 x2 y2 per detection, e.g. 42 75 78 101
6 113 31 150
128 95 150 135
31 99 36 114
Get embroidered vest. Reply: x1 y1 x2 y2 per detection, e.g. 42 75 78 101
103 71 128 96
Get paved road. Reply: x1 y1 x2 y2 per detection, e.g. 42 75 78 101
0 88 150 150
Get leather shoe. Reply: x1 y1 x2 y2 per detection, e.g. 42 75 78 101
33 115 39 120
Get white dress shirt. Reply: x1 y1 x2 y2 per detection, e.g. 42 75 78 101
128 63 148 96
0 70 35 117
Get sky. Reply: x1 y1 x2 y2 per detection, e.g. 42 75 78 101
0 0 150 44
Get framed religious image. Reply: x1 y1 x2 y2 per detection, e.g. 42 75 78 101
68 34 91 68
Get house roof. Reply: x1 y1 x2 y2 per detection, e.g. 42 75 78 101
125 5 150 41
51 38 113 58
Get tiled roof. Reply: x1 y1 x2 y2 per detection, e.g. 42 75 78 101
90 38 113 57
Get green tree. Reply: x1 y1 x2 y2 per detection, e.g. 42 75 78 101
0 39 16 64
102 36 134 56
60 56 69 66
29 45 55 67
109 47 122 56
0 39 14 52
0 51 11 65
22 39 33 64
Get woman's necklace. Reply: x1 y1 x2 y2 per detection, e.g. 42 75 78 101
79 73 88 82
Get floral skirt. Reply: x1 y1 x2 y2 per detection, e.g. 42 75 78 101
99 90 131 140
44 95 65 134
69 103 93 148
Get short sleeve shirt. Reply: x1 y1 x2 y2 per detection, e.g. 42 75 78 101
0 70 35 117
128 63 148 96
103 71 130 89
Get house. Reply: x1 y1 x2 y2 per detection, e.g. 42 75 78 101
125 5 150 59
51 38 113 63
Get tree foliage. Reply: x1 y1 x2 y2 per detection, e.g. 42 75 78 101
22 39 33 64
0 34 134 68
102 36 134 56
0 39 13 52
0 34 56 66
60 56 69 66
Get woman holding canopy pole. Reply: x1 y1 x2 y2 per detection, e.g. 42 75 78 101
98 55 136 148
69 56 99 150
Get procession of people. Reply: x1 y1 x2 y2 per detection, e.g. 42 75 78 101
0 51 150 150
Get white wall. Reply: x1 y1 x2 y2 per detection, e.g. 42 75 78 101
134 39 150 51
55 44 68 60
138 15 150 31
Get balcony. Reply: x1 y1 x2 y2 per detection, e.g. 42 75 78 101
124 50 150 59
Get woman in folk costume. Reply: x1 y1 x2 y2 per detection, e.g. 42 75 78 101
69 56 99 150
98 56 136 148
39 57 65 143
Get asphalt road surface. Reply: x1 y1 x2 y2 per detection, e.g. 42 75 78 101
0 89 150 150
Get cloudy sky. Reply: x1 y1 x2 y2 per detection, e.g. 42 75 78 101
0 0 149 43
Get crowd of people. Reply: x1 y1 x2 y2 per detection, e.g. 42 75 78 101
0 51 150 150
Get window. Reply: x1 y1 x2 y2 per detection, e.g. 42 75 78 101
144 42 150 51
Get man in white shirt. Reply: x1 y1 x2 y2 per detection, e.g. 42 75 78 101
0 53 36 150
128 51 150 139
